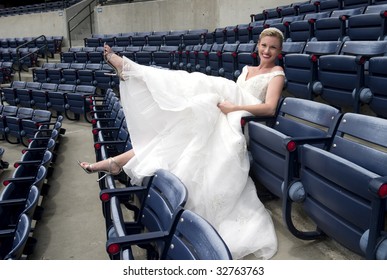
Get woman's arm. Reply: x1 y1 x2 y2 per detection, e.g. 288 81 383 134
217 74 285 116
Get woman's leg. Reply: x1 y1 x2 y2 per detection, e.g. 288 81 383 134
79 149 135 174
104 44 123 72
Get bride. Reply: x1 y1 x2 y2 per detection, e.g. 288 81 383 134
79 27 285 260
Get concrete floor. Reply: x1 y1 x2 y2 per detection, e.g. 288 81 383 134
0 60 362 261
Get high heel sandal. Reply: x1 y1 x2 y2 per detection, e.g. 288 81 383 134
103 42 124 81
77 157 123 182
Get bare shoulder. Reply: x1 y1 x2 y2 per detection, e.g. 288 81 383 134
271 65 284 72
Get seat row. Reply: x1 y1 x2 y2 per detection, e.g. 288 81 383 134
281 39 387 118
1 81 97 122
0 47 39 70
0 105 52 147
0 36 63 58
244 96 387 260
86 2 387 49
0 115 65 259
86 92 232 259
33 62 119 92
84 29 209 49
0 0 80 17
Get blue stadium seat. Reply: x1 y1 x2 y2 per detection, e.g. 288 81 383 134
195 43 212 73
0 105 18 141
313 7 365 41
313 40 387 113
31 83 58 111
101 169 188 260
182 29 208 47
1 80 26 106
283 41 343 99
136 45 159 66
206 42 225 76
283 113 387 260
152 45 179 69
0 213 35 260
65 85 96 122
115 32 136 47
61 63 85 85
3 107 33 145
219 43 240 80
20 109 52 147
234 42 258 79
16 81 42 107
247 97 341 200
147 31 169 46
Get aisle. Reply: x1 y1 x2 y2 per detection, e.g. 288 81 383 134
27 118 108 260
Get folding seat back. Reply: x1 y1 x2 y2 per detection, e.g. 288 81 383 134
342 0 369 9
314 7 365 41
103 169 188 260
147 31 169 46
1 214 34 260
115 32 136 47
60 47 81 63
284 113 387 259
248 97 341 199
314 41 387 113
152 45 179 69
289 11 331 42
186 44 202 72
21 109 52 145
297 0 319 16
61 63 85 85
277 41 307 67
0 184 40 231
75 47 95 63
131 32 152 46
206 43 225 76
162 209 232 260
164 30 188 47
31 83 58 110
219 43 240 80
283 41 343 99
360 56 387 118
182 29 207 46
0 106 18 138
318 0 342 12
87 47 104 64
346 4 387 41
32 62 56 83
94 64 117 91
234 43 258 78
263 8 280 19
46 63 70 84
224 25 238 43
48 84 76 115
103 33 120 47
236 23 252 43
77 63 102 86
17 81 42 107
2 81 26 106
121 46 142 62
4 107 33 144
136 46 159 66
65 85 96 121
85 34 103 47
195 43 212 73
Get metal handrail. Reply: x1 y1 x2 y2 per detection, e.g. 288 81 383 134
15 35 49 81
68 0 97 47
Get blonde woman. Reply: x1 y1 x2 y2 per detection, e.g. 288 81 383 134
80 28 285 260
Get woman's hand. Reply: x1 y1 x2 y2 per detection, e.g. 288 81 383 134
217 100 237 114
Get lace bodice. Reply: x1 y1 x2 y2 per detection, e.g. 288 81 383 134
236 66 285 103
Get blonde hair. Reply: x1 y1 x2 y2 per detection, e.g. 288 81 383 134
259 27 284 48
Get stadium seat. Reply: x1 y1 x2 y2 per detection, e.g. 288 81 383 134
152 45 179 69
283 41 344 99
16 81 42 108
247 97 341 200
206 42 225 76
0 213 36 260
4 107 34 144
101 169 188 260
283 113 387 260
219 43 240 80
313 40 387 113
31 83 58 111
313 7 365 41
346 3 387 41
65 85 96 122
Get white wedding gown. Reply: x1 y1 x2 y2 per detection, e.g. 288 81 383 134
119 57 284 260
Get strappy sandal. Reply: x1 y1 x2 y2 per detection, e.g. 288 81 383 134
103 42 124 81
77 157 123 182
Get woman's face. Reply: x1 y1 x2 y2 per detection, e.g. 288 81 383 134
257 35 282 64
